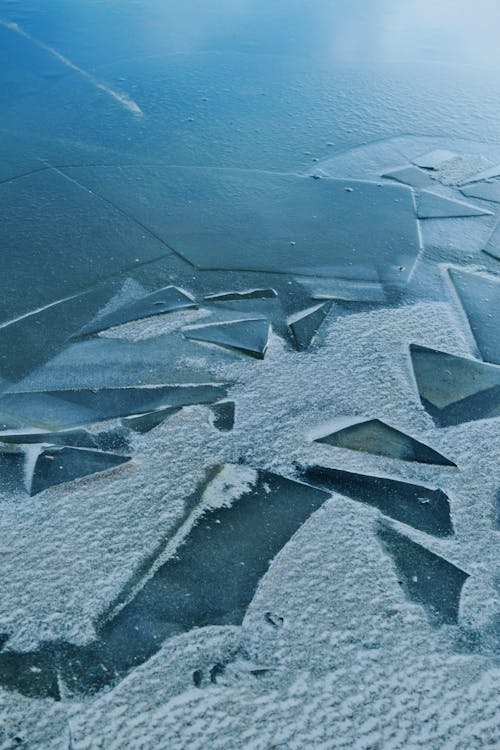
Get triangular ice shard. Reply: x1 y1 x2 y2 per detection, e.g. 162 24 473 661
288 303 332 351
210 400 235 431
315 418 455 466
461 180 500 204
0 466 330 697
204 289 277 302
121 407 180 433
184 319 270 358
78 286 196 336
416 191 492 219
461 163 500 184
483 220 500 261
302 466 453 536
409 344 500 426
0 384 228 429
377 522 469 625
30 446 131 496
449 269 500 365
381 165 433 188
412 150 457 170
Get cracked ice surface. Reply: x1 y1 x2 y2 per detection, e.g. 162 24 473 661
0 1 499 748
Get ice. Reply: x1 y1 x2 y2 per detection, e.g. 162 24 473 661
449 269 500 365
210 401 235 432
377 522 469 625
0 446 25 494
0 169 173 325
416 191 492 219
302 466 453 536
30 446 131 496
77 286 196 337
183 319 271 359
0 466 329 696
409 344 500 426
0 428 99 449
288 303 332 351
461 179 500 204
314 418 456 466
483 220 500 261
0 384 228 429
381 165 433 188
412 150 457 169
121 407 181 434
204 289 277 302
461 164 500 184
60 167 421 288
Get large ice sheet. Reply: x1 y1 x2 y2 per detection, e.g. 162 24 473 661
60 166 421 287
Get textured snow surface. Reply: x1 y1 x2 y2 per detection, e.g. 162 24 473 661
0 132 499 748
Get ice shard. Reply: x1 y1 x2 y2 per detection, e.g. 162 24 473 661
381 165 433 188
449 269 500 365
409 344 500 426
483 220 500 261
302 466 453 536
204 289 277 302
288 303 332 351
412 150 457 169
416 191 492 219
314 418 455 466
77 286 196 337
0 384 228 429
461 180 500 204
184 319 271 359
121 407 181 433
377 522 469 625
30 446 131 496
0 428 99 449
461 164 500 184
0 466 329 697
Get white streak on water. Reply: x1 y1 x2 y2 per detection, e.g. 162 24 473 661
0 18 143 116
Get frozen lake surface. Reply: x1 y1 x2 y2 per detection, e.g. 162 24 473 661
0 1 499 748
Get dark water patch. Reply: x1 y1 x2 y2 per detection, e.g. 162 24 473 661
409 344 500 426
0 384 228 429
77 286 196 337
184 319 270 359
0 467 329 697
449 269 500 365
0 647 60 700
30 446 131 496
416 191 491 219
302 465 453 536
315 418 456 466
288 302 332 351
210 401 235 431
377 521 469 625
